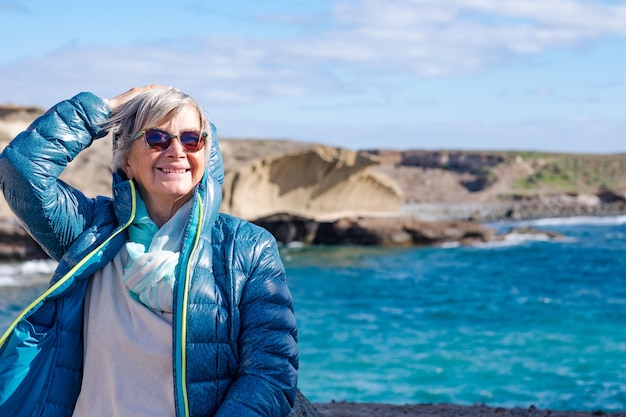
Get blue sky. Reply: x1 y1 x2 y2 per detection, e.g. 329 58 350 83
0 0 625 153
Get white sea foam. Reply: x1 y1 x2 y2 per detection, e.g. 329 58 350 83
493 215 626 228
505 232 551 242
471 232 559 248
286 241 305 249
0 259 57 287
0 276 19 286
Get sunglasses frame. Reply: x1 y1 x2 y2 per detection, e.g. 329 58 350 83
131 128 208 153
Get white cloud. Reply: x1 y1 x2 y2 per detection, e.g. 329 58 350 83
1 0 625 118
313 0 626 73
1 0 624 153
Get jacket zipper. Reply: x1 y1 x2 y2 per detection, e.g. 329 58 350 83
176 195 204 417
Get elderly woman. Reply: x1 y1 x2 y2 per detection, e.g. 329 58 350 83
0 86 298 417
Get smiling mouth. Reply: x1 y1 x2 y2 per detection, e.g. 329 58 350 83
159 168 189 174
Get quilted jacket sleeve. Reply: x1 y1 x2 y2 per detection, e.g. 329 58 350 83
0 92 110 261
216 231 299 417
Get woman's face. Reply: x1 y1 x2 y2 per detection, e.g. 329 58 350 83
123 105 206 225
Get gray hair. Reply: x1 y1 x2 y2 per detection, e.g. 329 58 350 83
104 88 210 172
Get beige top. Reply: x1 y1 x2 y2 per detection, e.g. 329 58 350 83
72 248 175 417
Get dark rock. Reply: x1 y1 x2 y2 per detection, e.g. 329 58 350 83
0 220 47 261
313 401 626 417
253 214 494 247
597 190 626 204
316 216 493 246
313 218 384 245
288 390 322 417
252 213 319 244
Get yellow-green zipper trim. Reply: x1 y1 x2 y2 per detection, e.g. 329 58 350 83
178 194 204 416
0 182 138 348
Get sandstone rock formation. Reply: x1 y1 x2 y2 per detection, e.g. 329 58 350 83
0 135 114 221
221 145 404 221
0 104 43 142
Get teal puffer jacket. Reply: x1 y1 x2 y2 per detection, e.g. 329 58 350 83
0 92 298 417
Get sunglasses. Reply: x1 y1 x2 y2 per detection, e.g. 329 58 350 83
131 128 208 153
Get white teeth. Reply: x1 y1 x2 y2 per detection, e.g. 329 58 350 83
161 168 187 173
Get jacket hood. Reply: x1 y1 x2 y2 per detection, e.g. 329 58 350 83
206 123 224 187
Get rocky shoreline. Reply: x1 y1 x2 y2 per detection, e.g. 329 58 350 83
401 198 626 223
286 390 626 417
0 199 624 261
311 401 626 417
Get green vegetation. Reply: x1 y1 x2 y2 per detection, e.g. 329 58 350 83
503 150 555 160
514 154 626 193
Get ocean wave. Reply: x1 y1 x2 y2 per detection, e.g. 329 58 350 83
491 215 626 228
0 259 57 287
471 232 564 249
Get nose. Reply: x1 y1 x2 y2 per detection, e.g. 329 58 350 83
163 136 187 157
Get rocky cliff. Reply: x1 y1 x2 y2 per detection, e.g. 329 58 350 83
0 105 409 259
220 140 403 220
367 148 626 221
0 107 403 221
1 104 625 259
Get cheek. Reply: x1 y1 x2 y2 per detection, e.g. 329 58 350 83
193 155 207 178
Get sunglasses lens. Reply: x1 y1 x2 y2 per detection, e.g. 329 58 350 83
144 130 171 151
142 129 206 152
179 131 205 152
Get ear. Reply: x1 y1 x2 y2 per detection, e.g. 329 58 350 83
122 160 134 180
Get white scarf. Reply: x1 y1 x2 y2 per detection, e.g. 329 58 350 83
122 193 191 312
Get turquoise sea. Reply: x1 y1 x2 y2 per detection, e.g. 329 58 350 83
1 215 625 412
